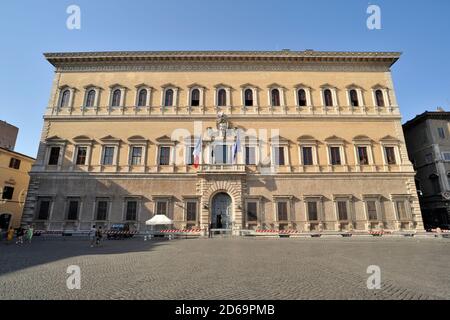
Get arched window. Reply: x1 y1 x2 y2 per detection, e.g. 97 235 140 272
86 89 96 107
375 89 385 107
350 89 359 107
271 89 280 106
137 89 147 107
324 89 333 107
164 89 174 107
111 89 121 107
244 89 253 107
191 89 200 106
298 89 307 106
60 89 71 108
218 89 227 107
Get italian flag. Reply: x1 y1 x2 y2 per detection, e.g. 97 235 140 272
192 138 202 169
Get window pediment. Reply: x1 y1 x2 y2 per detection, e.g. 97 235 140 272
156 135 176 144
214 83 232 89
109 83 127 90
297 135 317 142
187 83 205 89
240 83 259 90
135 83 152 90
100 135 121 142
372 83 388 90
325 135 345 143
73 135 93 142
294 83 311 89
269 135 290 144
267 83 284 89
346 83 364 90
380 135 399 143
46 135 67 143
353 135 372 143
320 83 337 89
161 83 178 89
128 135 148 143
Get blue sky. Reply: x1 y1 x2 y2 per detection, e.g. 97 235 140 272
1 0 449 157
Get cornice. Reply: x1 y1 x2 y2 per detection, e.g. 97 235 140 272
44 50 401 72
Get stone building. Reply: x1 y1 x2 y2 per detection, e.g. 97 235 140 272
0 147 35 229
403 109 450 229
21 50 424 234
0 120 18 150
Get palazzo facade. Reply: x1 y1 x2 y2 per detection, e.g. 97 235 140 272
21 50 424 234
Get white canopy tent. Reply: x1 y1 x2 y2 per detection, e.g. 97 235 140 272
145 214 173 226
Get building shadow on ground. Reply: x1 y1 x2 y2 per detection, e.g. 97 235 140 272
0 237 177 276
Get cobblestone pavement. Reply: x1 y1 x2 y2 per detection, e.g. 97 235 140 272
0 237 449 300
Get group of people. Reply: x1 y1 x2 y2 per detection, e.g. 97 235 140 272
90 225 103 247
0 225 34 244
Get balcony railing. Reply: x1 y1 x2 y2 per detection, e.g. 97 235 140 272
198 164 246 173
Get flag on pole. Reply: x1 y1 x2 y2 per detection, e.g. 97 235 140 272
232 131 241 164
192 137 202 169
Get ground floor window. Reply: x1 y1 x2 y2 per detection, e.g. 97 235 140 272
367 201 378 220
186 202 197 221
156 201 167 215
307 202 318 221
337 201 348 221
96 200 109 221
247 202 258 222
67 200 79 220
126 200 137 221
395 201 408 220
37 198 51 220
277 202 288 221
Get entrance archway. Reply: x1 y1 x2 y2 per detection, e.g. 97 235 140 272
211 193 232 229
0 213 12 229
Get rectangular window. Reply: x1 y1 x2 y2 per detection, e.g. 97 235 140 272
186 202 197 221
214 144 228 164
96 200 108 221
357 146 369 165
37 199 51 220
2 186 14 200
385 147 397 165
277 202 288 221
75 147 87 165
438 127 446 139
442 152 450 161
245 146 256 165
126 201 137 221
9 158 21 169
187 146 195 165
302 147 313 165
247 202 258 222
367 201 378 220
396 201 407 220
307 202 318 221
67 200 79 220
330 147 341 165
274 147 285 166
131 146 143 165
156 201 167 215
159 146 171 165
48 147 60 165
337 201 348 221
102 146 115 165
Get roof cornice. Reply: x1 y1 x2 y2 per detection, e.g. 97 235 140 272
44 50 401 68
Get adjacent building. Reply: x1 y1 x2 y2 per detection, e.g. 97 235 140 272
22 50 424 234
0 146 35 229
0 120 18 150
403 110 450 229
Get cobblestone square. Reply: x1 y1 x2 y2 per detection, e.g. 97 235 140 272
0 237 449 300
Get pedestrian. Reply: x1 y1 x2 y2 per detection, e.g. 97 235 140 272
26 225 34 244
16 227 24 245
95 226 103 246
6 227 14 244
90 225 96 247
209 222 213 238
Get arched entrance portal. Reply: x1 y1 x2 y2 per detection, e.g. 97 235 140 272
211 193 232 229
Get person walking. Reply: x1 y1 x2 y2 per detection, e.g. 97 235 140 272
95 226 103 246
90 225 96 247
26 225 34 244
